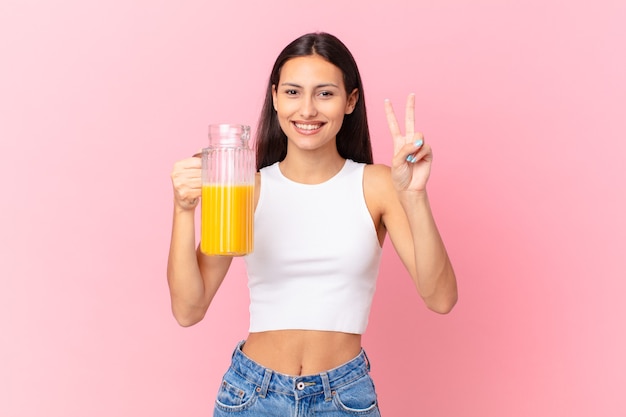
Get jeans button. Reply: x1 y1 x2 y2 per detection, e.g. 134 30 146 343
296 382 305 390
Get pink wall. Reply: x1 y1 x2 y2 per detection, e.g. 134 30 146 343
2 0 625 416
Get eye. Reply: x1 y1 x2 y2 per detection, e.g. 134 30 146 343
285 89 298 96
318 91 334 98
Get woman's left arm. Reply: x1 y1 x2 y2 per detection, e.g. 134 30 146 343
381 93 458 313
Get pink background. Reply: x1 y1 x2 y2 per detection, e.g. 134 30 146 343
2 0 625 416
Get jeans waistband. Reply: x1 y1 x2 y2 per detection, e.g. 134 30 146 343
228 340 371 400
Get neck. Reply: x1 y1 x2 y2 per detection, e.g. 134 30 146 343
279 150 346 185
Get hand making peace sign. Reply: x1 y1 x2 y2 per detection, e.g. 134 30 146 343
384 93 433 193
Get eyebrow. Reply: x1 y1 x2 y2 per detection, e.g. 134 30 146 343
280 82 340 89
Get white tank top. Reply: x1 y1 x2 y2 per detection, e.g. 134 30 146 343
244 159 382 334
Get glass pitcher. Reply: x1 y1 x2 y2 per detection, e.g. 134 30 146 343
200 124 254 256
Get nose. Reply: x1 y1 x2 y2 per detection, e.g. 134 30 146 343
299 95 318 118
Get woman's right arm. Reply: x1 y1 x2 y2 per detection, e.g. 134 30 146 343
166 156 233 327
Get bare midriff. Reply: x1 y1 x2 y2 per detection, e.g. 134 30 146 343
241 330 362 376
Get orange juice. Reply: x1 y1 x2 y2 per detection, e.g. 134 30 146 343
200 184 254 255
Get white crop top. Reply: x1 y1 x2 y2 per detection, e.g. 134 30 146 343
244 159 383 334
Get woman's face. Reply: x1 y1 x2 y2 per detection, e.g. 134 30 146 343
272 54 358 155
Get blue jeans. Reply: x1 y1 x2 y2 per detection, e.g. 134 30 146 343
213 341 381 416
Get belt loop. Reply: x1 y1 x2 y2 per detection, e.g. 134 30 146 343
362 348 371 371
321 372 332 402
258 368 272 398
234 340 245 358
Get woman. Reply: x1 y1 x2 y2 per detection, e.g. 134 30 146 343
168 32 457 416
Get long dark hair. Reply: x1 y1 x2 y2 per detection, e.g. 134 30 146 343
255 32 373 170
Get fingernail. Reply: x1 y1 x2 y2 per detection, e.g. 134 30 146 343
406 155 417 163
414 139 423 148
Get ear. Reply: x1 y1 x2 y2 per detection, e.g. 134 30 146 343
272 84 278 111
345 88 359 114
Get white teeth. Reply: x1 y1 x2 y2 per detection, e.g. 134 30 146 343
294 123 322 130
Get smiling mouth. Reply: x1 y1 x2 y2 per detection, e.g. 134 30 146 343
293 122 324 131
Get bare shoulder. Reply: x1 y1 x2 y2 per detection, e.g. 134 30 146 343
363 164 396 216
363 162 390 177
363 163 394 194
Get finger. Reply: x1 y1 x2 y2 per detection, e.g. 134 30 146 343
401 138 425 164
385 99 407 153
171 170 202 188
186 157 202 169
171 159 202 185
174 176 202 195
384 99 401 138
405 93 415 140
175 157 202 170
406 143 432 165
